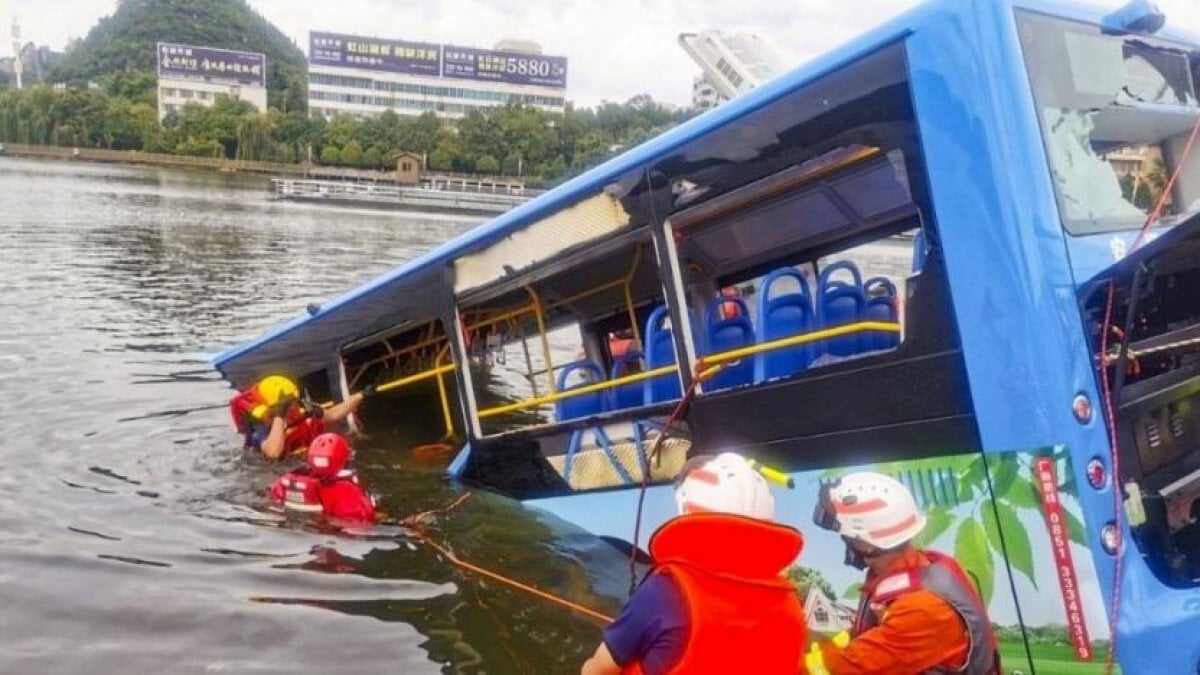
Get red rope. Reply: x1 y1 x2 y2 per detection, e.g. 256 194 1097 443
1132 115 1200 250
404 491 614 625
1098 281 1122 675
1100 113 1200 675
627 361 717 596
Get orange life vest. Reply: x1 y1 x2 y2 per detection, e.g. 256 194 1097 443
622 512 807 674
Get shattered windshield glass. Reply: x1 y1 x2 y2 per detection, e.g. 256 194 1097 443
1018 11 1200 234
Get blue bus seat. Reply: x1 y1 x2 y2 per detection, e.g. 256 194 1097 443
864 277 900 350
555 359 607 422
643 305 683 403
817 261 866 356
755 268 815 381
609 349 645 410
702 296 755 390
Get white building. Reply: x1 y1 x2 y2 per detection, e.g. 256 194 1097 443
679 30 787 108
307 32 568 120
804 587 857 634
691 75 724 111
156 43 267 121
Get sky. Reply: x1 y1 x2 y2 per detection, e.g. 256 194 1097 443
5 0 1200 107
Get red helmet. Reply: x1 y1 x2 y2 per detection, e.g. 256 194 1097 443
307 433 351 478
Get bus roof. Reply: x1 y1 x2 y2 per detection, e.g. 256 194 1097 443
212 0 1181 387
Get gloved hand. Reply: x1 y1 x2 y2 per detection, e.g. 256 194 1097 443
271 394 296 419
362 384 377 399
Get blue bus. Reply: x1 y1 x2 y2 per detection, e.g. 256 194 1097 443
215 1 1200 671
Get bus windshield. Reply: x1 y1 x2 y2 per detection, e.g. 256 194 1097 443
1017 11 1200 235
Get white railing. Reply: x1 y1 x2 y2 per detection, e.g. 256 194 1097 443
271 178 534 214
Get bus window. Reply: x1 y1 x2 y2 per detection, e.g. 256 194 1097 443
337 319 462 445
1018 10 1200 234
665 146 919 392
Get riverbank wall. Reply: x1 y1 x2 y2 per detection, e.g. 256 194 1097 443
0 142 398 181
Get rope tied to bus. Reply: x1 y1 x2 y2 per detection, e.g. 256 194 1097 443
403 491 614 625
627 360 725 598
1099 111 1200 675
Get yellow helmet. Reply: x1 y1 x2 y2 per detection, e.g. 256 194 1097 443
256 375 299 406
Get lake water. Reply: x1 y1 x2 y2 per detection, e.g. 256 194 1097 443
0 158 629 673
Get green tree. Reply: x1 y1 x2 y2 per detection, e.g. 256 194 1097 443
104 98 158 150
786 566 836 600
475 153 500 174
52 0 308 112
362 145 383 169
319 144 340 165
340 139 363 167
103 71 158 107
428 147 453 172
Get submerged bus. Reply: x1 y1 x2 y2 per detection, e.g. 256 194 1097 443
214 0 1200 672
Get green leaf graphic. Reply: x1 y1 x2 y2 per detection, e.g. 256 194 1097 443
1064 507 1087 546
958 457 986 501
955 518 994 607
983 501 1037 588
1004 475 1041 509
989 458 1019 497
842 582 863 600
916 506 954 549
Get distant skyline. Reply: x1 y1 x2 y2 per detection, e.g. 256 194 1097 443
5 0 1200 107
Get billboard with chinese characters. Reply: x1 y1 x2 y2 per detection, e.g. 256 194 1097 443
309 31 441 77
442 45 567 89
156 43 266 87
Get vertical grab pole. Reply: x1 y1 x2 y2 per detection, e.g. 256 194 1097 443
524 285 557 394
516 318 539 398
435 344 455 440
622 246 644 351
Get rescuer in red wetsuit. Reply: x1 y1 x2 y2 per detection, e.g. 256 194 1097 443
229 375 372 459
580 452 807 675
267 433 377 522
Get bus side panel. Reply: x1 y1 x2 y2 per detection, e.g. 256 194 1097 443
905 2 1137 663
981 449 1117 674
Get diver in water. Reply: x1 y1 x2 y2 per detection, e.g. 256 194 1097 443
267 433 377 522
580 452 807 674
229 375 373 459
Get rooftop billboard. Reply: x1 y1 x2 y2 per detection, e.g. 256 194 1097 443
309 31 441 77
309 32 568 89
157 42 266 87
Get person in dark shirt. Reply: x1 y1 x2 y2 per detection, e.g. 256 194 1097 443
581 452 808 674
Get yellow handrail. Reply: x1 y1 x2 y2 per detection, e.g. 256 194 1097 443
434 345 456 440
524 285 557 395
623 246 644 350
478 365 678 419
475 320 901 419
698 321 900 367
377 363 458 394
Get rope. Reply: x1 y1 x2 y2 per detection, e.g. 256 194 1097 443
1098 281 1123 675
1102 335 1200 364
627 361 722 597
403 491 614 625
1101 111 1200 675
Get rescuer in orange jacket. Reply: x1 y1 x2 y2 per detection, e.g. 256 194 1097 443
805 472 1000 675
580 452 808 675
229 375 372 460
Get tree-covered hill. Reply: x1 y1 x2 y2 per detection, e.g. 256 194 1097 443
51 0 307 111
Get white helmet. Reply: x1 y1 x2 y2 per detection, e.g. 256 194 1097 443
822 472 925 550
674 452 775 521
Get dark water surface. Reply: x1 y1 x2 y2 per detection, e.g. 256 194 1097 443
0 158 628 673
